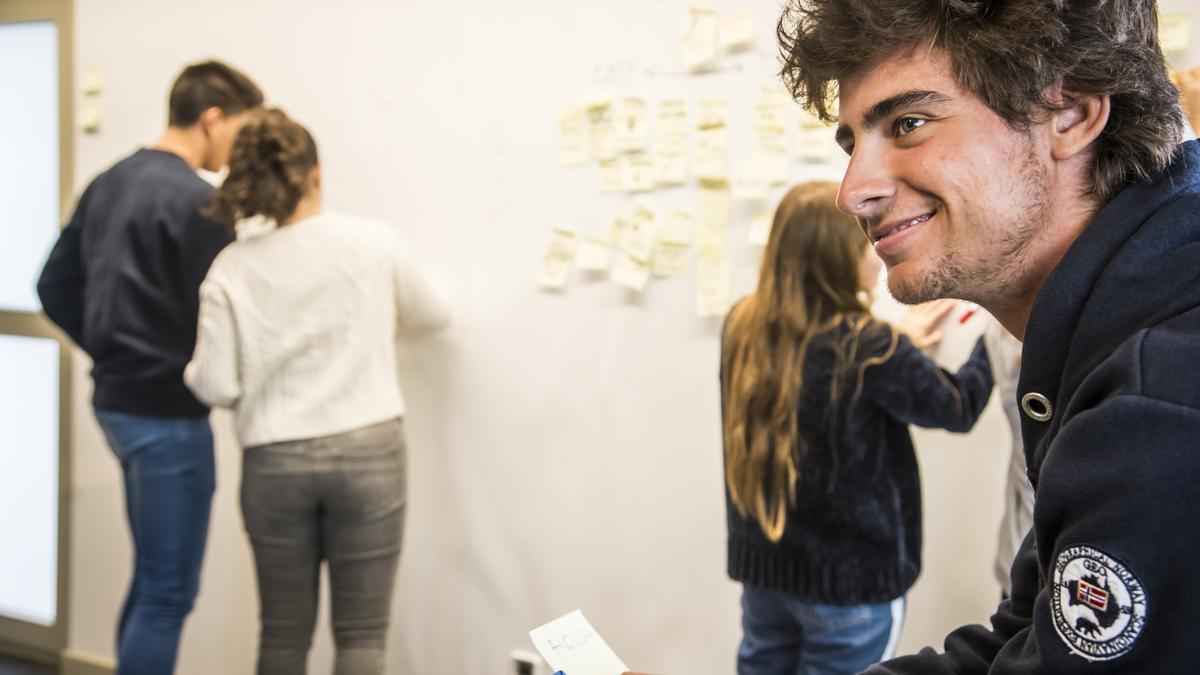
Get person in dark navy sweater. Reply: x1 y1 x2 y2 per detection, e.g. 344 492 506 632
720 182 993 675
37 61 261 675
769 0 1200 672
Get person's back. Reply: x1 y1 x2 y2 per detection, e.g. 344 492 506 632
64 148 227 416
184 108 449 675
720 182 993 675
35 60 262 675
191 212 444 445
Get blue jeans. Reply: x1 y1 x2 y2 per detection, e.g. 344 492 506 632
738 585 905 675
94 410 215 675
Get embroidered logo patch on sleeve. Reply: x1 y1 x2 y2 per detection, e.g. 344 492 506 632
1052 545 1148 661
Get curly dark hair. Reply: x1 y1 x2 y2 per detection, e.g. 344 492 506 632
168 60 262 127
206 108 319 227
778 0 1185 204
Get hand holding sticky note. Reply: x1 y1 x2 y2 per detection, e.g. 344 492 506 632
529 610 628 675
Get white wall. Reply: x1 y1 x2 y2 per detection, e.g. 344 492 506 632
63 1 1200 674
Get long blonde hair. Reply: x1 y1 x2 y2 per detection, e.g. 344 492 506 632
722 181 892 541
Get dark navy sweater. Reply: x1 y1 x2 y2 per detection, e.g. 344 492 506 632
722 317 994 604
37 149 233 418
866 141 1200 673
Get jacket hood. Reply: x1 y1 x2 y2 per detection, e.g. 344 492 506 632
1019 140 1200 462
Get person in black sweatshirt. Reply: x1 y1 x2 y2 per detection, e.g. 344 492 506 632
719 181 993 675
771 0 1200 672
36 61 261 675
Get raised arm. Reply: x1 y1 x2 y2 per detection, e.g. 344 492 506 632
860 330 994 433
392 235 451 333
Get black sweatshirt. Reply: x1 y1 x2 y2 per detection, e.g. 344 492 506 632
722 317 994 604
37 149 233 418
865 140 1200 674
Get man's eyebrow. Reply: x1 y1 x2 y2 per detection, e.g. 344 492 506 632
835 90 952 148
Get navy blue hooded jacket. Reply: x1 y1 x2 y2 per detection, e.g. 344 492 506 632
866 141 1200 673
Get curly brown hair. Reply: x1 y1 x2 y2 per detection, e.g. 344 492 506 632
206 108 319 227
778 0 1185 204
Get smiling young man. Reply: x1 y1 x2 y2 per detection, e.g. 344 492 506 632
772 0 1200 672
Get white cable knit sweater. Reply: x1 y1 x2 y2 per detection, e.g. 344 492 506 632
184 211 450 448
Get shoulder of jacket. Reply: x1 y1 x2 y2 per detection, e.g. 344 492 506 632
1136 306 1200 413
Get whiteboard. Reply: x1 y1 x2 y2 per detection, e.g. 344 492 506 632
65 0 1200 673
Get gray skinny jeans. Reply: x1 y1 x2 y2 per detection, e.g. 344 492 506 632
241 418 406 675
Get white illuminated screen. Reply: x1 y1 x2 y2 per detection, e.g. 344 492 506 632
0 21 59 313
0 335 59 626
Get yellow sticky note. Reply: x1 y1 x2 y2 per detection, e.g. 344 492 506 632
547 227 578 258
558 106 589 166
82 66 103 96
620 153 656 193
612 252 652 292
683 7 720 72
694 99 730 181
694 126 728 182
698 98 729 128
614 97 649 154
698 182 731 243
654 151 689 186
587 99 617 161
577 237 612 272
653 241 691 278
1160 12 1192 53
696 242 732 317
538 254 571 291
623 203 659 260
732 162 769 201
756 86 791 130
655 100 690 185
661 209 695 245
79 101 102 134
597 159 623 193
538 228 578 291
797 109 838 164
719 14 755 51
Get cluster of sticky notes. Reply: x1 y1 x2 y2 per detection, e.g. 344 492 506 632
557 85 842 199
536 199 733 318
545 6 846 320
683 6 756 72
529 610 628 675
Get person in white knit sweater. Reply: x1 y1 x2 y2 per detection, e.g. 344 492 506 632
184 108 449 675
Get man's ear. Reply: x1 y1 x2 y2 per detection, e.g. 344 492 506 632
198 106 223 139
310 164 322 192
1048 90 1111 162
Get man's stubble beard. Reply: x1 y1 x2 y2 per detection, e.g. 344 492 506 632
886 143 1050 307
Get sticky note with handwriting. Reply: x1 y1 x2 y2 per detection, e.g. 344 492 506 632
529 610 629 675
